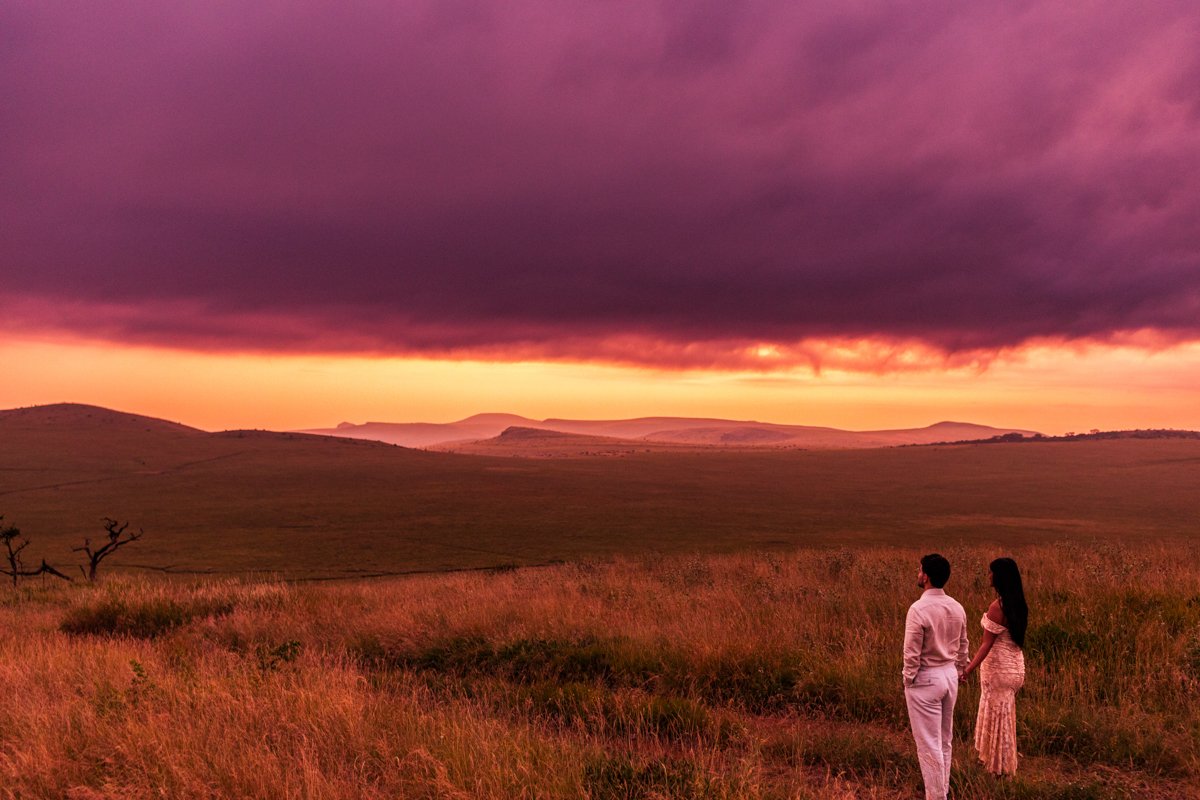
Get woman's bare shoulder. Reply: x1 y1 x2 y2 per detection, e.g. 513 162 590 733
987 598 1007 626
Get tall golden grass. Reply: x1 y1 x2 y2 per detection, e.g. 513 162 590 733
2 542 1198 799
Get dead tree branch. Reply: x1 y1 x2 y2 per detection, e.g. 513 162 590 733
0 519 70 586
33 559 73 582
74 517 143 582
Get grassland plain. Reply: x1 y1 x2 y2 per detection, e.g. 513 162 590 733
2 405 1200 578
1 544 1198 799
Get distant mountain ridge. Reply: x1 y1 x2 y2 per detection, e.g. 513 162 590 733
300 415 1041 450
0 404 1041 451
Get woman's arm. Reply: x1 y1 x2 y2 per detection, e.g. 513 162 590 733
961 600 1004 681
960 629 997 680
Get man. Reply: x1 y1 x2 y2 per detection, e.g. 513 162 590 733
903 553 969 800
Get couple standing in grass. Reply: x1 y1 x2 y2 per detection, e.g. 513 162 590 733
902 554 1028 800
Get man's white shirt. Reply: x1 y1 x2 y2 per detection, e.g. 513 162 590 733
903 588 969 686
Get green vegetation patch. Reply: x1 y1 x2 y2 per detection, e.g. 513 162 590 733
1026 622 1101 665
952 773 1128 800
378 635 659 685
1020 705 1194 776
371 633 907 723
515 681 716 739
583 755 703 800
765 727 919 785
60 594 235 638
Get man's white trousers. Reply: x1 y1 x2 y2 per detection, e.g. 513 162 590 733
905 664 959 800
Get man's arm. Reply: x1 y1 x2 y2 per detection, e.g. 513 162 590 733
902 605 924 687
955 609 970 671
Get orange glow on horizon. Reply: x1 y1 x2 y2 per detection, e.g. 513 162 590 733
2 335 1200 435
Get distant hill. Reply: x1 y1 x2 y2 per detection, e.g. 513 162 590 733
922 428 1200 446
2 402 1199 579
313 413 537 448
302 415 1040 450
0 402 202 435
430 426 732 457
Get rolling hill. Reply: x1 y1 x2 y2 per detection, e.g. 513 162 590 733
2 403 1199 579
301 415 1039 449
429 426 731 457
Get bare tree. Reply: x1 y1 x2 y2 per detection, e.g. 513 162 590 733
0 517 72 586
1 519 30 587
74 518 142 582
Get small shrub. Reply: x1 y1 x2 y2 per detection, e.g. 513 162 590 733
256 639 303 672
401 635 497 673
92 681 125 717
60 595 235 638
827 547 856 577
345 632 386 664
495 637 620 682
126 659 156 704
90 660 159 716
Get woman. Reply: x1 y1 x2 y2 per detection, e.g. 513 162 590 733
960 557 1028 776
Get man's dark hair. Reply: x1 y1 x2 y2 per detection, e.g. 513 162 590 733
920 554 951 588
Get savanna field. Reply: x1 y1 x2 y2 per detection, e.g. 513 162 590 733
4 412 1200 798
3 544 1199 799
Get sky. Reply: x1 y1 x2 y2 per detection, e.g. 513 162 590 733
2 1 1199 432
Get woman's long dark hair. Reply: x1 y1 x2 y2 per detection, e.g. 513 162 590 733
990 558 1028 648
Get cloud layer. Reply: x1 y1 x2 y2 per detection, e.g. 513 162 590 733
3 0 1199 368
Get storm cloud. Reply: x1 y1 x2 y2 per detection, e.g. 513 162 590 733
3 0 1199 368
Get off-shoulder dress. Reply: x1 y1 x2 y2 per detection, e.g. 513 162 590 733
975 614 1025 775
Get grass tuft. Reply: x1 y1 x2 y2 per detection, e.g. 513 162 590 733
583 755 702 800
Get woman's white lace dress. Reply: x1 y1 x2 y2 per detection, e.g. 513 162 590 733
974 614 1025 775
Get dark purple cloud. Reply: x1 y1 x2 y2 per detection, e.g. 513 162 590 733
3 0 1199 367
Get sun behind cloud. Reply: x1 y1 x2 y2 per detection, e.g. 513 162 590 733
4 333 1198 434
